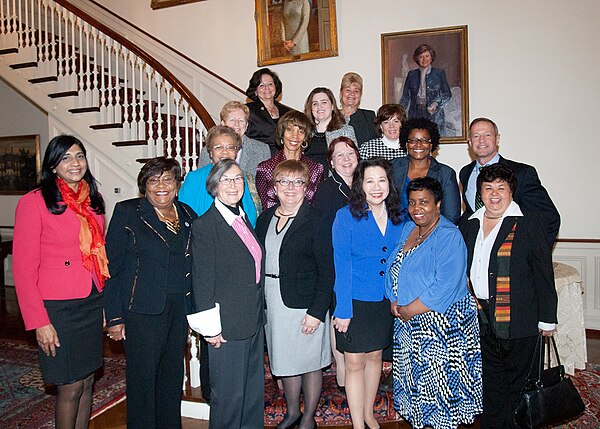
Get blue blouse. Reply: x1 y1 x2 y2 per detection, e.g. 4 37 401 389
332 205 403 319
384 216 469 314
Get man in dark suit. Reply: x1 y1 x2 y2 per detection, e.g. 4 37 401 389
459 117 560 246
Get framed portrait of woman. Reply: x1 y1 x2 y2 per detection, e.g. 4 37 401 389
382 26 469 144
255 0 338 66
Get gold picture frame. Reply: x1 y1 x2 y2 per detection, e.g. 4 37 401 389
382 25 469 144
0 135 41 195
255 0 338 66
151 0 206 10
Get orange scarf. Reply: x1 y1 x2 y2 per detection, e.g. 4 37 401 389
56 178 110 289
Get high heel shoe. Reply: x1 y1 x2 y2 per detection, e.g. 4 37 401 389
364 420 380 429
276 413 303 429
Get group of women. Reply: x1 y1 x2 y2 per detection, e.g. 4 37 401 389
12 66 557 429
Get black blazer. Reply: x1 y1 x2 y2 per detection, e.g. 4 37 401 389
459 156 560 245
312 170 351 229
104 197 197 327
460 213 558 339
347 108 377 146
191 203 265 340
246 100 291 155
255 200 334 322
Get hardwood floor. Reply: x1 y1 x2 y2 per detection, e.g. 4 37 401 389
3 285 598 429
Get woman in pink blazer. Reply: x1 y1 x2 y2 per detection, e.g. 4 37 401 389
13 135 109 429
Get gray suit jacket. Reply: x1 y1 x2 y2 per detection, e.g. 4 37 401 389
199 135 271 179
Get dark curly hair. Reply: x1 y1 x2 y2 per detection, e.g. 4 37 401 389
137 157 182 195
39 135 105 215
245 68 283 101
399 118 441 152
477 164 517 195
349 158 402 225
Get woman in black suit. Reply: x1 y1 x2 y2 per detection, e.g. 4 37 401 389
256 160 334 429
312 136 360 388
187 158 265 429
104 157 197 429
459 164 558 429
245 68 291 155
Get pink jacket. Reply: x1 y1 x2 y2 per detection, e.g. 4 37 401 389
13 190 104 330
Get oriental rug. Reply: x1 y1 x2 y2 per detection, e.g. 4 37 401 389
0 339 126 428
264 359 600 428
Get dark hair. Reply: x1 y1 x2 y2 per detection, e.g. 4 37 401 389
206 159 240 198
349 158 402 225
39 135 104 215
412 44 436 64
469 117 499 136
399 118 441 152
138 157 182 195
477 164 517 194
326 136 359 165
245 68 283 101
303 87 345 132
406 177 443 204
374 104 407 137
276 110 313 149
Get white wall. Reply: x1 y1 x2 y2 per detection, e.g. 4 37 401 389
0 78 49 226
89 0 600 238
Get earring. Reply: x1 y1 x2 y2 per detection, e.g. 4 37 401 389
52 169 56 174
301 141 308 150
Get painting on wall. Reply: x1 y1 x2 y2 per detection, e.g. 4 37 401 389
255 0 338 66
0 135 40 195
151 0 205 10
382 25 469 143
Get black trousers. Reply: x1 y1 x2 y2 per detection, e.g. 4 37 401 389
124 293 188 429
480 327 537 429
207 327 264 429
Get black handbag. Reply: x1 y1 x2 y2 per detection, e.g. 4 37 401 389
513 334 585 428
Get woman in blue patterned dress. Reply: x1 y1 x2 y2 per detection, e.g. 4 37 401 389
384 177 482 429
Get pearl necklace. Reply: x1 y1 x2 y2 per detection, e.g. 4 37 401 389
370 203 387 220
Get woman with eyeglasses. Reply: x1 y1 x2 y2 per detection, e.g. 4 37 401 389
391 118 460 224
105 157 197 428
179 125 258 226
187 158 266 429
332 158 403 429
256 110 324 209
256 160 334 429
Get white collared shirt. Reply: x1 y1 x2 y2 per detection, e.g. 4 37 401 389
469 201 555 331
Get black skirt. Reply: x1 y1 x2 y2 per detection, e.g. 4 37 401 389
39 286 103 385
335 299 393 353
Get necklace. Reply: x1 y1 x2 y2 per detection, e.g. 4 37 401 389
416 217 440 243
154 204 180 234
484 212 503 220
370 203 387 220
276 207 297 217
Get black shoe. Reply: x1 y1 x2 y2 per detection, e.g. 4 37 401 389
277 413 303 429
364 421 380 429
378 371 394 392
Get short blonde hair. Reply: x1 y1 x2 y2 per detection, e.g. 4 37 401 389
220 101 250 122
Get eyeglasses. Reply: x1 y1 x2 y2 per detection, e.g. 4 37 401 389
212 145 239 152
276 178 306 187
333 151 357 160
407 138 431 145
147 176 176 186
219 176 244 185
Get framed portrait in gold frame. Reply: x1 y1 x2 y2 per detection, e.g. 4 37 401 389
255 0 338 66
151 0 205 10
382 25 469 144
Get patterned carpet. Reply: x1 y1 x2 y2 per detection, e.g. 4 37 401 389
0 339 126 428
264 358 600 428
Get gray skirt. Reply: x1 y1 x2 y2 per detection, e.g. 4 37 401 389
264 277 331 377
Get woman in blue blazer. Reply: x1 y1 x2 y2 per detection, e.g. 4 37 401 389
391 118 460 224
